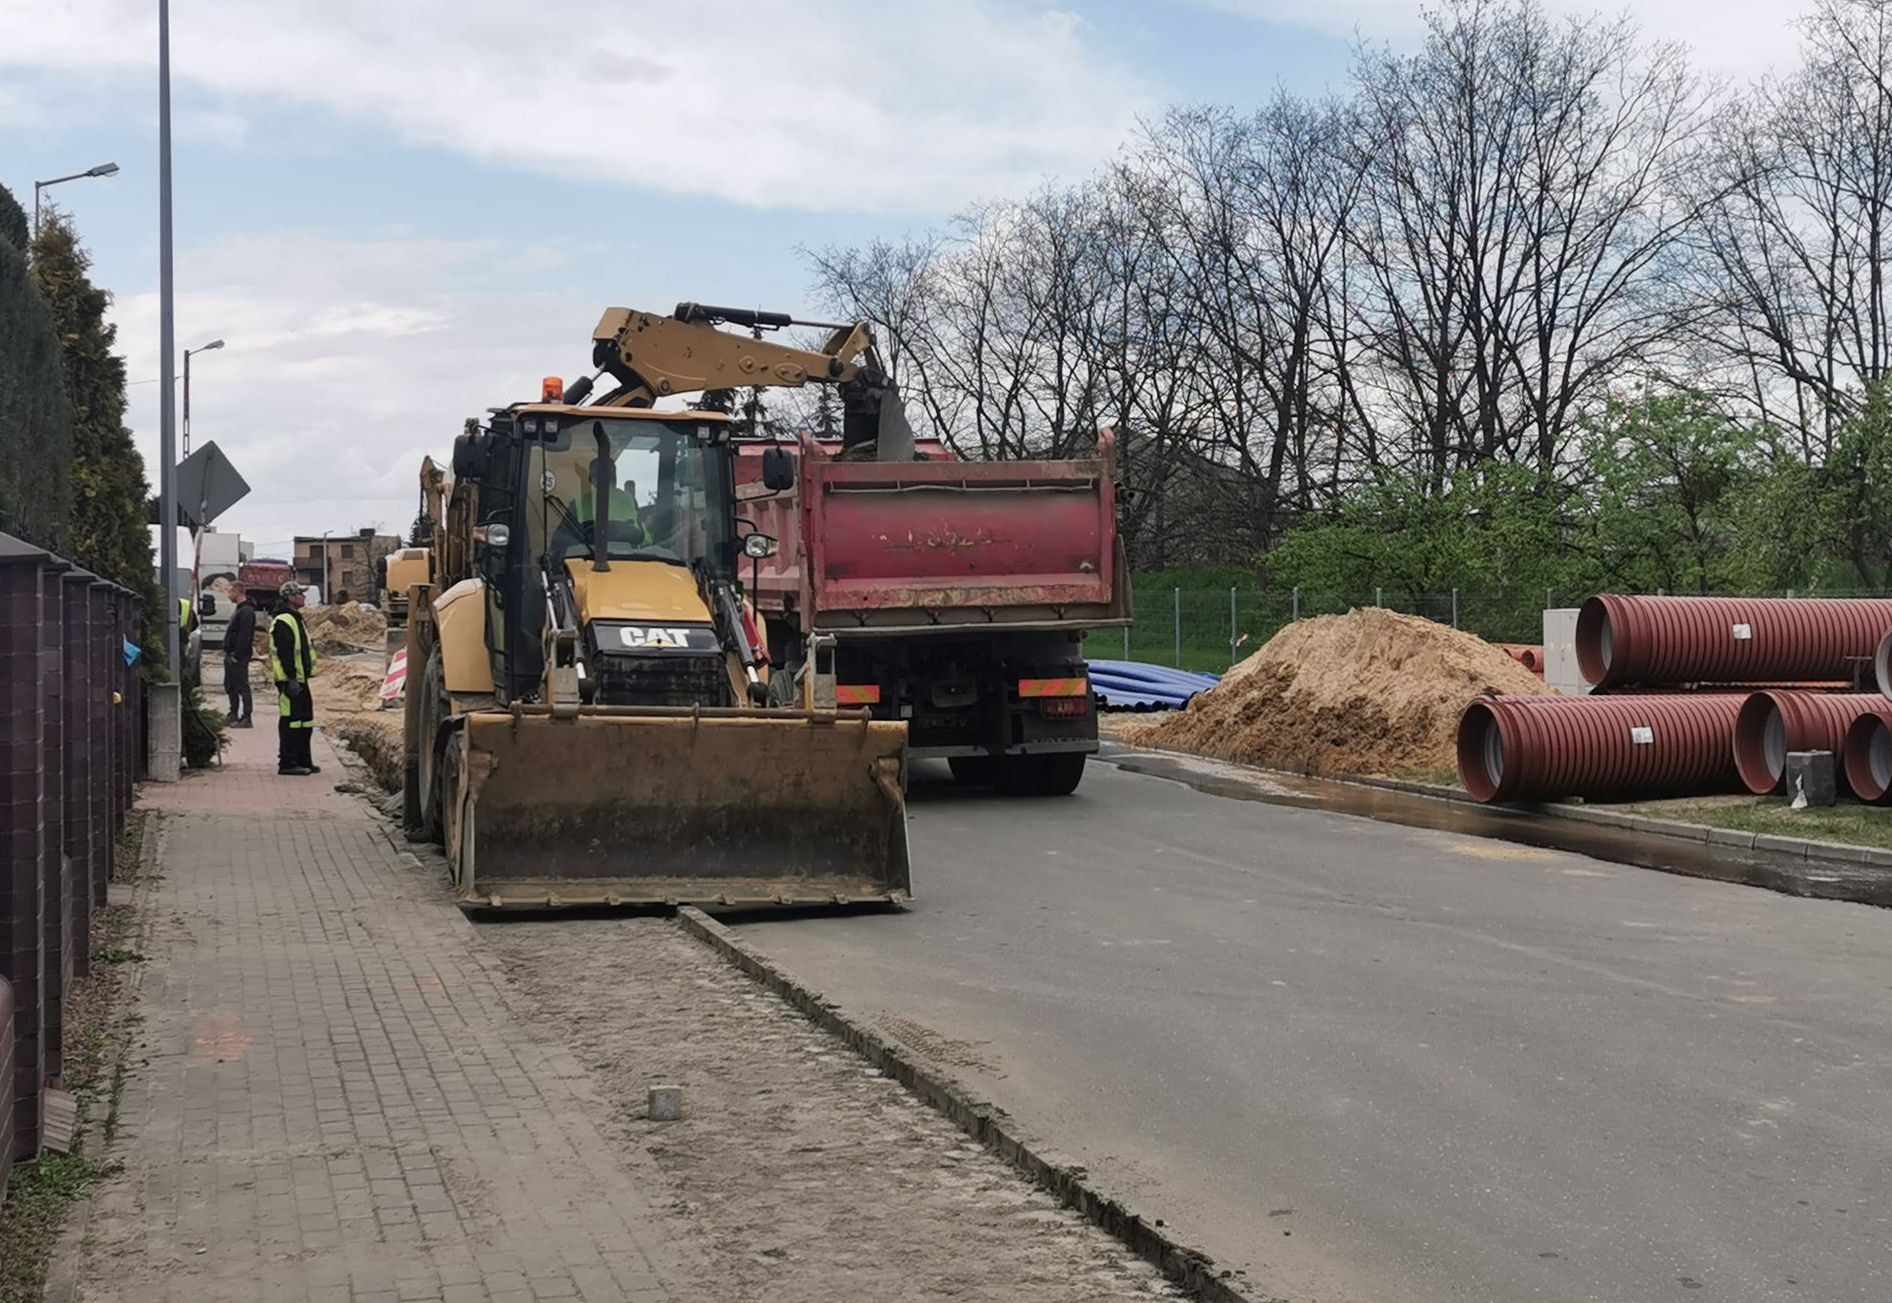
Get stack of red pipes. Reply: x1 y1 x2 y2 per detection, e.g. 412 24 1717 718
1459 595 1892 804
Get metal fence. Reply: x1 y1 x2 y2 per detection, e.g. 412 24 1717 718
1113 583 1892 672
1111 585 1572 672
0 531 142 1182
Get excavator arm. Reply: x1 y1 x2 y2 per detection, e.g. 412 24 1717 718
571 302 915 458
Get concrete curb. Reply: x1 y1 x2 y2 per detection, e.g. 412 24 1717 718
1117 741 1892 882
1349 774 1892 873
676 906 1279 1303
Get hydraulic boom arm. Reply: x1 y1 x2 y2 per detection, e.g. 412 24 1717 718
571 303 915 457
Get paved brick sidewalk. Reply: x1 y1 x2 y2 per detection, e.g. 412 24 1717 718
59 722 690 1303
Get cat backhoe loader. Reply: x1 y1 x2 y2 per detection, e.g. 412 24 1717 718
401 305 914 910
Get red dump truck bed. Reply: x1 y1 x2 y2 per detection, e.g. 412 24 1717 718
735 432 1128 635
733 431 1127 793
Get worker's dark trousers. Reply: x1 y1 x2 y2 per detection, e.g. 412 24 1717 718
277 684 314 771
226 656 253 722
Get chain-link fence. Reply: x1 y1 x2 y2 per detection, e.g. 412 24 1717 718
1110 582 1892 673
1107 585 1537 672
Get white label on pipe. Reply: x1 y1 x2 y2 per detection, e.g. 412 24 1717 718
1630 726 1655 745
1732 623 1753 640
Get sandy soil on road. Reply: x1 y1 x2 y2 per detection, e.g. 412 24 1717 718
477 915 1189 1303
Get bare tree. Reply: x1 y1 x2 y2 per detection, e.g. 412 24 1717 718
800 0 1730 567
1349 0 1709 484
1694 0 1892 456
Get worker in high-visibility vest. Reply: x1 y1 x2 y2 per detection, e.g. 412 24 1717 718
554 458 646 559
270 580 320 776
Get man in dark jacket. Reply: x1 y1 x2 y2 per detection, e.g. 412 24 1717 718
221 582 257 727
270 581 320 776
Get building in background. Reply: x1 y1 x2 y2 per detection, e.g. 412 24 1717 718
294 529 400 604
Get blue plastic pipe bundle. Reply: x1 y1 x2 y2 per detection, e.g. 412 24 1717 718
1086 659 1222 710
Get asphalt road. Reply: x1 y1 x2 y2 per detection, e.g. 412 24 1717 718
730 752 1892 1303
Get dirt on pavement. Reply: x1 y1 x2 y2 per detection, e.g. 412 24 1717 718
1127 608 1556 777
477 915 1188 1303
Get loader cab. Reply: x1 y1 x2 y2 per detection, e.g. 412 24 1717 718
459 406 741 704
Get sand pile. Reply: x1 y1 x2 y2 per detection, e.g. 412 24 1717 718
315 656 389 714
304 603 388 656
1129 608 1558 777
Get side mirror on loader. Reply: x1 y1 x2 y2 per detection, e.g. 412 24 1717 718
452 430 488 482
761 447 795 492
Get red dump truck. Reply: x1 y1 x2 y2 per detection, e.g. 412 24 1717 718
736 430 1130 795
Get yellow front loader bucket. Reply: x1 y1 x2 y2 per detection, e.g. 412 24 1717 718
441 706 911 911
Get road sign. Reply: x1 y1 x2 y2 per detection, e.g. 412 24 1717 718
176 440 249 530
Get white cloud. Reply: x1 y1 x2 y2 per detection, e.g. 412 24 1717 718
0 81 40 129
114 231 604 547
0 0 1147 214
177 107 249 149
1199 0 1804 80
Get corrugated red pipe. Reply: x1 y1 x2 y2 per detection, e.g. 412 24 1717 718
1842 713 1892 805
1457 694 1745 804
1874 628 1892 697
1732 691 1892 795
1576 595 1892 689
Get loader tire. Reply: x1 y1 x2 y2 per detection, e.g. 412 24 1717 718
438 729 465 888
947 755 998 787
766 663 800 709
1032 751 1087 796
413 649 446 845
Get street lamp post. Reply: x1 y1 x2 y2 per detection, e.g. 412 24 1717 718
33 161 119 239
183 338 225 456
158 0 181 679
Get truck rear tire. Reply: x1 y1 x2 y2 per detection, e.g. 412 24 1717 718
766 663 800 708
992 755 1046 795
1033 751 1087 796
947 755 998 787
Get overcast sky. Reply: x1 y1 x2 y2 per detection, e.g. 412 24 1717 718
0 0 1806 556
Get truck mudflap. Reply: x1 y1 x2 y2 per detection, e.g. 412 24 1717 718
441 706 911 911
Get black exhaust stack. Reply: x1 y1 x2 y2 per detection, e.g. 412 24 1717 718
590 421 613 572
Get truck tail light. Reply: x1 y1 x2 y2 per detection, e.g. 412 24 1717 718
1019 677 1089 698
836 684 881 706
1038 696 1089 718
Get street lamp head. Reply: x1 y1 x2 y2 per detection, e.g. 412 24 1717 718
202 339 225 351
86 162 120 178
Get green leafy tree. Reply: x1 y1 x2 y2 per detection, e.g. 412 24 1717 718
0 183 74 551
31 211 165 665
1575 390 1766 594
1816 381 1892 588
0 183 26 254
1721 453 1826 592
1270 462 1585 595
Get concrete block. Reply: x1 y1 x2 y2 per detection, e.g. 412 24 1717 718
1752 833 1810 859
1785 751 1838 807
646 1085 682 1122
1706 827 1757 850
146 681 181 783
